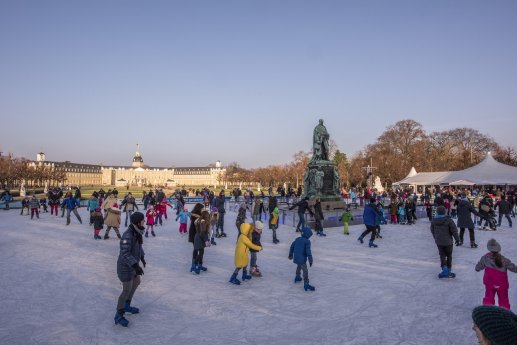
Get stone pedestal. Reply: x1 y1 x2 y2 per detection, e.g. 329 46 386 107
304 160 342 202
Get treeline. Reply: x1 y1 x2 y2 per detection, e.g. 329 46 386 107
221 119 517 188
0 156 67 190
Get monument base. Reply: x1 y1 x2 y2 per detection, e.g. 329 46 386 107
308 200 346 210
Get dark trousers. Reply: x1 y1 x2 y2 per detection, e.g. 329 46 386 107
360 225 377 242
296 263 309 283
193 248 205 265
459 228 475 243
116 275 141 312
498 213 512 227
216 213 225 232
296 212 305 230
31 208 39 219
437 245 453 269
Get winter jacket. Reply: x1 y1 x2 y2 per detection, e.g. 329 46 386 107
456 199 478 229
87 197 99 211
340 211 353 223
105 208 121 228
121 197 138 212
433 197 445 207
479 197 494 217
145 209 156 225
193 219 209 250
176 210 191 224
188 211 202 243
289 199 312 215
61 197 79 209
389 203 398 216
363 203 381 227
495 200 512 215
269 196 278 212
252 199 261 216
29 197 40 209
250 230 262 253
91 211 104 230
117 224 145 282
103 196 117 211
289 227 313 266
215 196 226 214
156 191 165 203
270 207 279 226
314 202 324 221
236 206 247 229
476 253 517 290
430 215 459 246
234 223 262 268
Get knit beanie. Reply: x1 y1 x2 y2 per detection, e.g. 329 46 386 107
487 238 501 253
436 206 446 215
472 306 517 345
130 212 145 225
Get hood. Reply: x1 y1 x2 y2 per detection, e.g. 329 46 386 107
301 226 313 239
240 223 252 236
433 215 449 225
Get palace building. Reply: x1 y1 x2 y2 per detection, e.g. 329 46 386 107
32 147 225 187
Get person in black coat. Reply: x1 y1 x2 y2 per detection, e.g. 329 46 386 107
289 196 313 232
456 195 480 248
268 194 278 229
495 196 513 228
214 191 227 237
313 198 326 236
188 203 204 272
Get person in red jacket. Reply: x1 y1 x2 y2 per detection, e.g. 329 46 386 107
476 238 517 310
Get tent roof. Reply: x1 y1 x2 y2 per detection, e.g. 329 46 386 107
393 153 517 186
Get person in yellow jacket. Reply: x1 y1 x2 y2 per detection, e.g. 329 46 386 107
229 222 262 285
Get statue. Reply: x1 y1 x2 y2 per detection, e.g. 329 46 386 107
312 119 330 161
44 181 49 194
20 180 26 197
315 169 325 193
333 166 340 193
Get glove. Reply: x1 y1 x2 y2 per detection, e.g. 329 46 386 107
132 263 144 275
288 256 293 260
309 261 313 267
141 257 146 268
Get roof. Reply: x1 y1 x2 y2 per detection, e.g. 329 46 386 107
393 171 451 186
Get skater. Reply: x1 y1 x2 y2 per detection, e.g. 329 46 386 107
87 192 99 225
121 192 139 227
61 192 82 225
289 196 313 232
215 191 227 237
192 210 211 274
430 206 460 278
114 212 146 328
475 239 517 310
209 208 218 245
176 207 191 235
313 198 326 236
479 195 497 230
144 206 157 238
0 190 13 210
104 204 122 239
20 196 30 215
154 202 164 226
358 198 382 248
39 196 48 213
103 193 118 217
268 193 278 229
288 226 315 291
250 221 263 277
29 194 40 219
340 207 354 235
472 306 517 345
229 222 262 285
270 206 280 243
91 207 104 239
188 203 204 272
456 194 480 248
495 196 513 228
251 197 262 222
389 199 398 224
236 202 247 240
397 201 406 224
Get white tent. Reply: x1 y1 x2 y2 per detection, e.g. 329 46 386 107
393 169 450 187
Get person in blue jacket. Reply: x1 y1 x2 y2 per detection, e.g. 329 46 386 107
289 226 315 291
358 198 383 248
61 191 82 225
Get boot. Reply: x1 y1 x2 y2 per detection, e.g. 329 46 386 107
151 231 156 237
458 240 463 246
242 270 252 281
194 264 200 275
229 273 241 285
199 264 207 272
104 234 109 240
211 238 217 245
117 233 121 239
471 242 478 248
319 231 326 237
190 260 196 273
220 231 227 237
304 282 315 291
114 310 129 327
124 300 139 314
438 266 449 278
215 231 221 238
145 232 149 238
294 275 302 283
369 240 378 248
358 237 364 244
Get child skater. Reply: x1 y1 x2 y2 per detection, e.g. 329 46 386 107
145 205 157 238
91 207 104 239
475 239 517 310
192 210 211 274
39 196 48 213
29 194 40 219
270 206 280 243
289 226 315 291
431 206 460 279
229 222 262 285
249 221 264 277
176 207 191 236
340 206 354 235
209 207 218 245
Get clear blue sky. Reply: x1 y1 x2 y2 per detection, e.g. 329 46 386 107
1 0 516 168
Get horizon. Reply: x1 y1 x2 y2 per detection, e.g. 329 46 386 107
1 1 516 168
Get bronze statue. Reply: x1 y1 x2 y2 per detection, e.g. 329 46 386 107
313 119 330 161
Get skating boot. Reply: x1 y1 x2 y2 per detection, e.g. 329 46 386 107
114 311 129 327
104 234 110 240
220 231 227 237
124 300 139 314
369 240 378 248
471 242 478 248
215 231 221 238
151 231 156 237
194 264 200 275
304 282 315 291
211 238 217 245
242 270 252 281
438 266 449 278
117 234 121 239
229 273 241 285
190 261 196 273
358 237 364 244
294 275 302 283
199 264 207 272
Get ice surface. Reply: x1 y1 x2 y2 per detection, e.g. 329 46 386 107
1 206 513 345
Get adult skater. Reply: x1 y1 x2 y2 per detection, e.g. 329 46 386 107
121 192 139 227
61 191 82 225
357 198 382 248
289 196 313 232
114 212 146 328
456 194 480 248
215 191 227 237
188 203 204 272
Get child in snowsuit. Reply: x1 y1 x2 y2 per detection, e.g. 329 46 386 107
340 207 353 235
192 211 211 274
430 206 460 278
250 221 264 277
29 195 40 219
229 222 262 285
176 207 191 235
20 197 30 215
289 226 315 291
91 208 104 239
398 203 406 224
475 239 517 310
270 206 280 244
145 206 157 237
39 197 48 213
